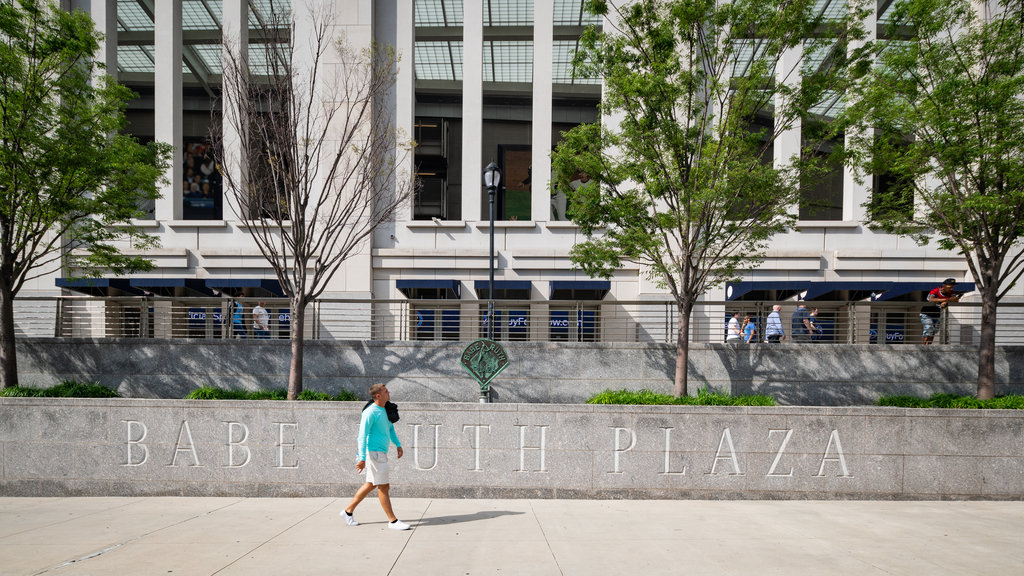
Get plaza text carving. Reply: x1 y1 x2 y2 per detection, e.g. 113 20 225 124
119 419 853 479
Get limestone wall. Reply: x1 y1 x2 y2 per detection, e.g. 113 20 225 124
1 399 1020 499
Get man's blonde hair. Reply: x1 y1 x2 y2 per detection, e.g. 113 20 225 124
369 383 387 399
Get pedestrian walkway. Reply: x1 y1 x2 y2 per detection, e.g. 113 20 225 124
1 497 1021 575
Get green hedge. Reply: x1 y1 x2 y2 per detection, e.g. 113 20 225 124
587 388 776 406
0 380 120 398
184 386 360 401
877 393 1024 409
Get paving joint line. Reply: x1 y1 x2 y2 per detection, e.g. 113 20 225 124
211 498 337 576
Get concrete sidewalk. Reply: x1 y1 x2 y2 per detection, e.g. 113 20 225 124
1 497 1021 575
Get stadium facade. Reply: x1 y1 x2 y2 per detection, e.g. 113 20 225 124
32 0 1014 343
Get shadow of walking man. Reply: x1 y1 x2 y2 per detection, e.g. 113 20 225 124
415 510 525 526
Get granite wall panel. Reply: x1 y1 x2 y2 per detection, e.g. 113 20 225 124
1 399 1020 499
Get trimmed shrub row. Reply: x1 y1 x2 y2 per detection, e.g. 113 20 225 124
876 393 1024 409
587 388 776 406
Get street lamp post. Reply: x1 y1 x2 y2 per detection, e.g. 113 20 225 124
483 162 501 341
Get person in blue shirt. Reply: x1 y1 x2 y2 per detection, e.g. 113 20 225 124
742 314 757 344
765 304 784 343
341 384 410 530
231 297 246 339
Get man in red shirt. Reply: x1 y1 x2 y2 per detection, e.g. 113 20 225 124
921 278 961 344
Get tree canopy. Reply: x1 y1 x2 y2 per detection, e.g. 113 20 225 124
846 0 1024 398
552 0 868 395
0 0 171 388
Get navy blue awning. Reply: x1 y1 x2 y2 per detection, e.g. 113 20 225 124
549 280 611 300
56 277 142 296
474 280 532 300
130 277 217 297
397 279 461 299
799 282 896 301
204 278 285 297
726 281 810 301
872 281 975 301
727 280 977 301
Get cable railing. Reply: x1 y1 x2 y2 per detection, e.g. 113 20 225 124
12 296 1024 345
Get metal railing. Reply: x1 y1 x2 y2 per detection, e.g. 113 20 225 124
12 296 1024 345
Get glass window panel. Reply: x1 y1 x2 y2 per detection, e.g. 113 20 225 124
183 0 220 30
877 0 897 24
803 39 837 75
416 0 464 27
191 45 224 75
810 90 844 119
552 40 600 84
117 45 155 73
415 41 464 81
553 0 602 26
731 39 776 78
484 41 533 83
814 0 847 20
484 0 533 26
117 0 154 31
249 0 291 28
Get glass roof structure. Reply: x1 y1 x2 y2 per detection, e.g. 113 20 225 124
114 0 290 81
415 41 464 81
552 40 600 85
484 40 534 83
484 0 534 27
416 0 463 26
413 0 601 84
813 0 848 20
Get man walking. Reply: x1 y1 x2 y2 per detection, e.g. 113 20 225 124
252 301 271 339
791 303 812 342
765 304 784 343
341 384 411 530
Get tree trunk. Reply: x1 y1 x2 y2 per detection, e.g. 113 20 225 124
287 297 305 400
673 303 691 397
976 288 997 400
0 282 18 389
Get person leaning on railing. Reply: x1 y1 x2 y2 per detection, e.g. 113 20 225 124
921 278 961 345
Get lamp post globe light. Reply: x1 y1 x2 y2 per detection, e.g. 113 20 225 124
484 162 501 340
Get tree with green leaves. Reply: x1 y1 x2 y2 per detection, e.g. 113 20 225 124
0 0 171 389
551 0 868 396
845 0 1024 399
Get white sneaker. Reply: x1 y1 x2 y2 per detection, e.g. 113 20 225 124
341 510 359 526
388 519 411 531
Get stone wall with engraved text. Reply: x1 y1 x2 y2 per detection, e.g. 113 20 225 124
2 399 1021 499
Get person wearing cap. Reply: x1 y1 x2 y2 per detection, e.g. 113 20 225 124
921 278 961 344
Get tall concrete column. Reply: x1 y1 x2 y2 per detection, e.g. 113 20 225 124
531 0 554 222
154 1 182 221
221 0 248 223
844 5 877 223
74 0 117 78
462 0 483 221
775 45 803 219
394 0 416 222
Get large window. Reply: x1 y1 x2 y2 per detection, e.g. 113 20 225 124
183 140 222 220
414 1 464 220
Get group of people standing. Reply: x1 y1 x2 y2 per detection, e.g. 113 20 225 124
727 304 823 344
727 278 963 345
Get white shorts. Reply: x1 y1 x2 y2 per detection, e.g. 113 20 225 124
365 451 390 486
